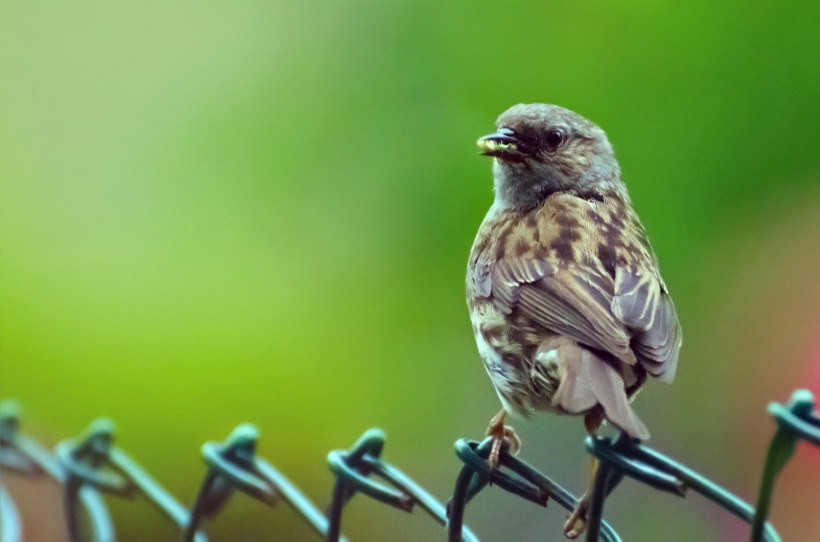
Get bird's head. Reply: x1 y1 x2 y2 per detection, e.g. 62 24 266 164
477 104 626 210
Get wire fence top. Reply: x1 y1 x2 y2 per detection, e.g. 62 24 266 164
0 389 817 541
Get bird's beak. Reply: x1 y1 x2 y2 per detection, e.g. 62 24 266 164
477 128 523 158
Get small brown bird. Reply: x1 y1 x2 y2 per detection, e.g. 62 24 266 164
467 104 682 536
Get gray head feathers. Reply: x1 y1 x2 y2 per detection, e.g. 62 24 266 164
481 104 627 210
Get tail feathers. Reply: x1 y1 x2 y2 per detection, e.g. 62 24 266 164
551 345 650 440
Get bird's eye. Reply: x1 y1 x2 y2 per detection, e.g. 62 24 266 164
544 130 565 150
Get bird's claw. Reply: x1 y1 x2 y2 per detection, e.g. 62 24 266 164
563 492 590 539
485 412 521 470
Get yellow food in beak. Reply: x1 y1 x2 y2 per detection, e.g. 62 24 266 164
477 138 518 153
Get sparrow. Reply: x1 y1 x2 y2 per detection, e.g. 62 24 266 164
466 104 682 537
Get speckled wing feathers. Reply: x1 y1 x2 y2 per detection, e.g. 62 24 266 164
613 266 681 380
494 261 636 366
492 259 553 313
633 293 681 382
613 267 659 330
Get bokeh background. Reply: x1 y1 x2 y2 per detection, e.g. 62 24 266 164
1 2 819 541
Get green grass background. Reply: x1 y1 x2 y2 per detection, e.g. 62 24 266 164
1 2 819 540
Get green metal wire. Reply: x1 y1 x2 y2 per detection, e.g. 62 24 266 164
109 447 207 541
184 423 341 542
56 418 207 542
751 389 820 541
2 391 818 541
0 401 114 542
584 460 618 542
584 434 781 542
447 437 621 542
449 389 817 542
326 428 477 542
0 482 22 542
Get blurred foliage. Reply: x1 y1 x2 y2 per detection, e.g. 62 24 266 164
1 2 819 540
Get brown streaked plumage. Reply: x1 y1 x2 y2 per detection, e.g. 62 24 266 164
467 104 682 536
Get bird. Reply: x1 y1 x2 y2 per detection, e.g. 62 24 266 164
466 103 681 537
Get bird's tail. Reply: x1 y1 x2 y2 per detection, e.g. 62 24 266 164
548 342 650 440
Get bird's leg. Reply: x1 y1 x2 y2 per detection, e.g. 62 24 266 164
563 457 597 539
485 409 521 470
564 409 604 539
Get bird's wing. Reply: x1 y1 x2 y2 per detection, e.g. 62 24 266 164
493 259 636 364
613 266 681 381
492 258 680 379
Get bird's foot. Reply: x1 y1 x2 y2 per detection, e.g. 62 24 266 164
563 491 590 539
485 410 521 471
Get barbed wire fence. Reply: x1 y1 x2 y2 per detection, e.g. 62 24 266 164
0 389 817 541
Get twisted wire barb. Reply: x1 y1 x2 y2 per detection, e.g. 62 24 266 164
751 389 820 541
447 436 620 542
55 417 205 542
584 433 780 542
2 391 816 541
0 401 113 542
584 389 818 542
326 428 477 542
184 423 337 542
449 396 804 542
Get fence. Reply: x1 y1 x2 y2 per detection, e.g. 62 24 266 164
0 389 818 541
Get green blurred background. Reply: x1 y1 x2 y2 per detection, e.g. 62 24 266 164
1 2 819 540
